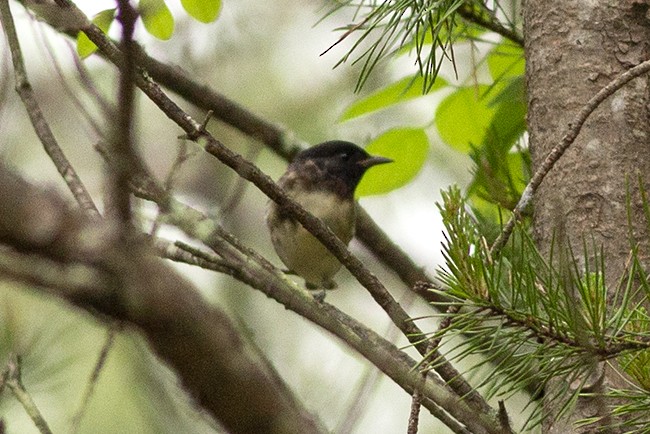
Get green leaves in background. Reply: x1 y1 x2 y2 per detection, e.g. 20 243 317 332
181 0 222 23
488 41 525 80
435 41 527 221
435 85 496 154
436 42 525 154
338 39 526 209
77 8 116 59
356 128 429 197
140 0 174 40
340 75 447 122
76 0 222 58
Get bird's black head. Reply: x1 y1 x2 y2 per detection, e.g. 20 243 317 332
290 141 392 196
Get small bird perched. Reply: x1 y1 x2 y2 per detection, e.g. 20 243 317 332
266 140 392 292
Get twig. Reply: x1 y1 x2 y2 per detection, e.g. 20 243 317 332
407 389 422 434
2 355 53 434
457 2 523 47
337 290 418 434
0 0 99 217
407 305 477 434
490 58 650 256
221 140 262 215
70 41 113 117
109 0 139 225
30 15 103 137
156 238 235 276
71 323 122 434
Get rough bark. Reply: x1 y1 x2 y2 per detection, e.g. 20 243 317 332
525 0 650 432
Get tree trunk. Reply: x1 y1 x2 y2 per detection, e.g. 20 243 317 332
524 0 650 431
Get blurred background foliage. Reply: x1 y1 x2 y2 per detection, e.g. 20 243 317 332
0 0 527 432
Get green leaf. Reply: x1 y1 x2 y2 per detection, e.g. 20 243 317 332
487 41 525 80
181 0 221 23
435 85 496 153
77 9 116 59
356 128 429 197
488 76 527 151
340 75 447 122
140 0 175 40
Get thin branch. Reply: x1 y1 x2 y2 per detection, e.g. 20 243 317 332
457 2 523 47
154 238 235 276
70 323 122 434
30 15 103 137
408 388 422 434
0 0 99 217
490 57 650 255
109 0 138 225
408 304 481 434
1 355 53 434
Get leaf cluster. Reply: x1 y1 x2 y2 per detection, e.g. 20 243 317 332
431 187 650 429
345 57 528 210
77 0 221 58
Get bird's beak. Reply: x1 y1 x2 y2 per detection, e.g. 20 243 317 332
359 155 393 168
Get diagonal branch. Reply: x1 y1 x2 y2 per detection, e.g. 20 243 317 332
134 45 440 296
0 0 99 217
0 354 53 434
457 2 523 47
109 134 499 424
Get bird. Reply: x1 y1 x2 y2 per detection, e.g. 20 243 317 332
266 140 392 294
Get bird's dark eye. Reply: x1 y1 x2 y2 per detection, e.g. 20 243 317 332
339 152 351 161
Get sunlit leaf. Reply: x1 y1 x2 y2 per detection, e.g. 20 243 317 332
340 75 447 122
140 0 174 40
77 9 116 59
181 0 221 23
435 85 496 153
487 41 525 80
356 128 429 197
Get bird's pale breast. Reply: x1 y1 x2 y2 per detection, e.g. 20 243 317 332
266 187 355 287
